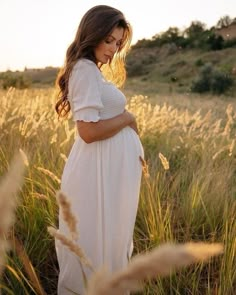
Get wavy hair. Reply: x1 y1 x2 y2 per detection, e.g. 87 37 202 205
55 5 132 118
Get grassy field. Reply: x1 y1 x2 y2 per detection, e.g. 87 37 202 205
0 87 235 294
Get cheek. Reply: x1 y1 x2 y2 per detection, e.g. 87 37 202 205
96 43 105 53
94 46 101 58
94 42 110 59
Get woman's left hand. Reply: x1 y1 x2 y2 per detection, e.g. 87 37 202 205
129 120 139 135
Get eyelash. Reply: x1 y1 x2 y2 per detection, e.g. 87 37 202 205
105 40 122 47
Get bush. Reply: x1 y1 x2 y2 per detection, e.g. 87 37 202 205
0 72 31 89
223 38 236 49
191 63 234 94
206 32 224 50
211 72 234 94
191 63 213 93
195 59 204 67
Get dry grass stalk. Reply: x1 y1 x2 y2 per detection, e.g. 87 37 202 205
158 153 169 170
56 191 78 241
37 167 61 184
19 149 29 167
32 193 48 200
50 134 58 144
47 226 94 271
212 146 228 160
85 242 223 295
229 139 235 156
0 152 26 278
60 153 68 162
139 156 150 178
12 235 46 295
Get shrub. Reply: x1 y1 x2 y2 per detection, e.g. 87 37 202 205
207 33 224 50
195 59 204 67
211 71 234 94
191 63 213 93
223 38 236 49
1 73 31 89
191 63 234 94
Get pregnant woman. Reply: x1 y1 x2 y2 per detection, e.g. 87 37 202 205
55 5 144 295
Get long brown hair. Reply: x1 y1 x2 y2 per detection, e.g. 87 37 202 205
55 5 132 118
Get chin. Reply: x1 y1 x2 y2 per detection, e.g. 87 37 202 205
103 56 111 63
96 54 111 65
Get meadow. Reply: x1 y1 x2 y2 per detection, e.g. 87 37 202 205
0 87 235 294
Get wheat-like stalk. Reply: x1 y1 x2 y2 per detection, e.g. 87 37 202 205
32 192 48 200
0 152 26 279
56 191 78 241
85 242 223 295
158 153 169 170
228 139 235 156
47 227 94 271
19 148 29 167
60 153 68 162
139 156 150 178
37 166 61 184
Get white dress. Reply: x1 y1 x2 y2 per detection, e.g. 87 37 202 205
56 58 144 295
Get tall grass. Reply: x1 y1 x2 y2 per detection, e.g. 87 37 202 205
0 88 235 294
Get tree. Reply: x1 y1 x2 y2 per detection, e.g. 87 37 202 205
184 21 206 39
216 15 233 28
184 21 206 48
160 27 180 43
206 31 224 50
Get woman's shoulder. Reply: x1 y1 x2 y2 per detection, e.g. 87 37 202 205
73 58 98 72
70 58 102 85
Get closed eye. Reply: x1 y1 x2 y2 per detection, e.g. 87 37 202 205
105 36 123 47
105 39 112 44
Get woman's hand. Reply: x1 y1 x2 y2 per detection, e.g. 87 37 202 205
123 109 136 125
123 110 139 135
129 120 139 135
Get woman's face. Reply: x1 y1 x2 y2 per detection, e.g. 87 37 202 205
94 26 124 64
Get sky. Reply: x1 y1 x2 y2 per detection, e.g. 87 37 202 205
0 0 235 71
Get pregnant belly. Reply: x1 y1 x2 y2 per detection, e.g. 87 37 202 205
106 126 144 158
72 126 144 161
64 126 144 185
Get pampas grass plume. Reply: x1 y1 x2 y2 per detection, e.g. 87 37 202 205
85 242 223 295
0 152 26 277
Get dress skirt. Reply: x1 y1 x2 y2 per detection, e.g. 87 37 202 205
56 126 144 295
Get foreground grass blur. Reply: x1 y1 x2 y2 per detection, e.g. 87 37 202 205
0 88 235 294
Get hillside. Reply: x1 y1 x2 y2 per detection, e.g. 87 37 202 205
0 47 235 96
125 46 236 96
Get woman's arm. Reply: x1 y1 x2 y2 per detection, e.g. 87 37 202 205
76 110 136 143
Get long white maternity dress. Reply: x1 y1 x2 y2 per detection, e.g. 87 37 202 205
56 58 144 295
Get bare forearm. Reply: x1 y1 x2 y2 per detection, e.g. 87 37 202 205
92 115 129 141
77 111 133 143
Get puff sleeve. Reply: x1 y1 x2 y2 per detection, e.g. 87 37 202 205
68 60 104 122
